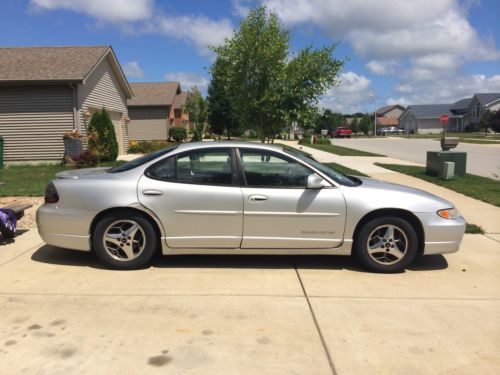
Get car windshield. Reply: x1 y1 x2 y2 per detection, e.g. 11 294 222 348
108 146 178 173
283 146 361 187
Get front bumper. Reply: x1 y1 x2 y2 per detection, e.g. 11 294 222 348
36 204 95 251
415 212 466 255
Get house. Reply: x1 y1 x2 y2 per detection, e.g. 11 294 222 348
0 45 132 161
127 82 181 141
399 104 458 134
468 93 500 126
374 104 405 130
449 97 472 132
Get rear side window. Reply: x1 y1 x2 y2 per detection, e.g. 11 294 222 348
147 148 235 186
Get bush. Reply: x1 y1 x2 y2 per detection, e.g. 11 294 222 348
87 108 118 162
316 137 331 144
169 127 187 143
128 140 175 154
66 150 99 169
191 126 202 142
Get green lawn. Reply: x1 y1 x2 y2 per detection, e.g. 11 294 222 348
326 163 368 177
399 132 500 144
303 143 386 157
375 163 500 207
0 161 125 197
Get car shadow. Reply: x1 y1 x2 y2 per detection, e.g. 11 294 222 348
0 229 30 246
31 245 448 272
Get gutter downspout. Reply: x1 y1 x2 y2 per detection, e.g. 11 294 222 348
69 83 79 132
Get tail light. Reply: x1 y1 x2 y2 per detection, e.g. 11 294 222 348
44 182 59 204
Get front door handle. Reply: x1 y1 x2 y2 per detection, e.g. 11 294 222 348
249 194 268 202
142 189 163 196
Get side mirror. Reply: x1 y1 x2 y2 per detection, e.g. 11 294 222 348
307 174 328 189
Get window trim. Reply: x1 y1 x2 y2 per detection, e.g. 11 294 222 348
145 147 240 187
236 147 316 189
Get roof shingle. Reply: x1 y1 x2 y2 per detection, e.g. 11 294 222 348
128 82 180 106
0 46 110 82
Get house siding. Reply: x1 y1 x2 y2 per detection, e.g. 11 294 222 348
383 107 404 118
78 56 129 152
0 85 74 161
128 106 169 141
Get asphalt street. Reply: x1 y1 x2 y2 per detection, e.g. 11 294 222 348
330 138 500 180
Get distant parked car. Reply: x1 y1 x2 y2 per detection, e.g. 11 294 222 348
377 127 402 136
37 142 465 273
332 127 352 138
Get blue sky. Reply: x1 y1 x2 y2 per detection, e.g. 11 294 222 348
2 0 499 113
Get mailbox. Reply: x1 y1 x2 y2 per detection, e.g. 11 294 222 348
440 137 459 151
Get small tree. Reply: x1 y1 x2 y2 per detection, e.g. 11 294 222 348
183 86 207 142
350 118 359 134
169 127 187 143
481 109 500 133
87 108 118 162
359 115 372 136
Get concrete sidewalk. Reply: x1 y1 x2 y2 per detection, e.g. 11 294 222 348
279 140 500 234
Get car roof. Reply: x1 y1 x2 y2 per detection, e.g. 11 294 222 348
175 141 285 152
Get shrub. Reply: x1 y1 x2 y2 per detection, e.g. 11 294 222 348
169 127 187 143
127 140 175 154
87 108 118 162
66 150 99 169
316 137 331 144
191 126 202 142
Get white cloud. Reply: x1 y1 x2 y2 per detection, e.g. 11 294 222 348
366 60 400 75
30 0 153 23
164 72 209 92
231 0 252 17
153 15 233 56
319 72 373 113
123 61 144 79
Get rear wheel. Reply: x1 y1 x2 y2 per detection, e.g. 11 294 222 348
355 216 418 273
92 211 158 270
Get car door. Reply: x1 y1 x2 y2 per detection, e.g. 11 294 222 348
137 147 243 248
237 148 346 249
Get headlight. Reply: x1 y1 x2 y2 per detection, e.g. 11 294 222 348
437 208 460 219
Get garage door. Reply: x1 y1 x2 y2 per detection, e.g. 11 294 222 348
0 85 74 161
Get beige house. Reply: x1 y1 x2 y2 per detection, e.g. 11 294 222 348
127 82 181 141
0 45 132 161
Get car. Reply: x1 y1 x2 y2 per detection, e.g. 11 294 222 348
332 127 352 138
37 142 465 273
377 127 403 136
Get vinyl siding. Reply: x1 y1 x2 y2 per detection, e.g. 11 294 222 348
128 107 169 141
78 56 129 152
0 85 73 161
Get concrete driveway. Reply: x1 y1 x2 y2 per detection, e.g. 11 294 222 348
330 138 500 180
1 230 499 374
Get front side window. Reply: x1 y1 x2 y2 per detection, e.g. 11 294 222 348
239 149 311 188
147 148 234 185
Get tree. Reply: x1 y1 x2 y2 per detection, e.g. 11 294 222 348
212 7 343 142
183 86 207 142
314 109 345 133
169 127 187 143
359 115 372 136
350 118 359 134
207 57 239 139
481 110 500 133
87 108 118 162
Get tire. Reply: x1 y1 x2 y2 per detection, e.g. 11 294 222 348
354 216 418 273
92 210 158 270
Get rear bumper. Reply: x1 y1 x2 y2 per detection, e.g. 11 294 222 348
415 213 466 255
36 204 94 251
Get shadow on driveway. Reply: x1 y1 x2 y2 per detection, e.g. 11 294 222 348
31 245 448 273
0 229 29 246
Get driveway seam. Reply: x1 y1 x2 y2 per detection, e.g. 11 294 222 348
292 257 337 375
484 234 500 243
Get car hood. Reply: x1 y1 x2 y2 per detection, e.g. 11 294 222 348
345 176 455 212
55 167 111 179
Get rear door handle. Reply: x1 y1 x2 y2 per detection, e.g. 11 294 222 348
142 189 163 196
249 194 268 202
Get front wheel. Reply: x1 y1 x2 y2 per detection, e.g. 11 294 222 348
92 211 158 270
355 216 418 273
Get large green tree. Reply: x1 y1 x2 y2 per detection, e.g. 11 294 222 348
359 114 372 136
211 7 343 142
314 109 345 133
183 86 207 142
207 57 239 139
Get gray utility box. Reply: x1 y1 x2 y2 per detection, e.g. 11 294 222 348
426 151 467 177
442 162 455 180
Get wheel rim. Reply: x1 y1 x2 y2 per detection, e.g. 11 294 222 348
102 220 146 262
366 224 408 265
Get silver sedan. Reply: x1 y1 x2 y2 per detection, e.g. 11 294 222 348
37 142 465 272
